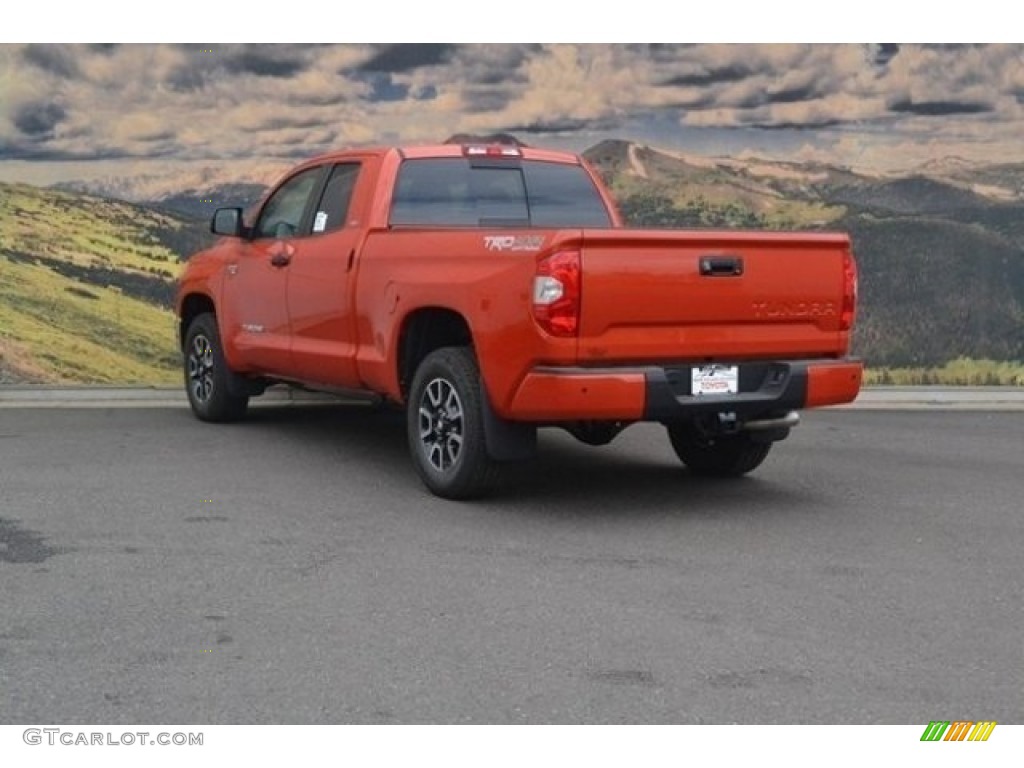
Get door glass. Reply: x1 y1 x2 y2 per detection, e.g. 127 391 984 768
254 167 322 239
312 163 361 234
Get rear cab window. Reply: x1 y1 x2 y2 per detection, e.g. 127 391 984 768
389 157 612 228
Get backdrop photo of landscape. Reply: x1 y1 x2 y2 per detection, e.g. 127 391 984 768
1 43 1023 385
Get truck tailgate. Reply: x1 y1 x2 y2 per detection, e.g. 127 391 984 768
578 229 852 363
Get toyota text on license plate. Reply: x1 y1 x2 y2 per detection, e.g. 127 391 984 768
691 365 739 396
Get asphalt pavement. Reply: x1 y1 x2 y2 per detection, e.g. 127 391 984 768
0 403 1021 723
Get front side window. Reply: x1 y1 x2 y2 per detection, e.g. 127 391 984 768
254 167 322 239
389 158 611 228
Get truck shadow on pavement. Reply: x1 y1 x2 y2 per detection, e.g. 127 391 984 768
234 404 826 517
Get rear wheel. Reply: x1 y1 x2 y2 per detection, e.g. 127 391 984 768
183 313 248 422
666 424 771 477
407 347 499 499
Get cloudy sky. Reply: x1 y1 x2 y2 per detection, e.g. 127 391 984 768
2 43 1024 191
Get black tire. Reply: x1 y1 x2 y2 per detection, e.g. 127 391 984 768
183 313 249 423
406 347 499 499
666 424 771 477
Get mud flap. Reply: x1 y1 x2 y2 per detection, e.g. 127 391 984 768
225 371 266 397
481 388 537 461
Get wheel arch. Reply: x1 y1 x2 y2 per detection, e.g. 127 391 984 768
179 292 217 350
396 306 473 400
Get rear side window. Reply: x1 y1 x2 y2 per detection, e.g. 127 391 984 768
312 163 360 234
390 158 611 228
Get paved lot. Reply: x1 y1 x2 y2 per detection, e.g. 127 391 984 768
0 405 1020 723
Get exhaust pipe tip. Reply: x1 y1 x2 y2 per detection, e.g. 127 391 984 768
743 411 800 432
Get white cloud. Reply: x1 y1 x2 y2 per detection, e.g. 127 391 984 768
4 43 1024 181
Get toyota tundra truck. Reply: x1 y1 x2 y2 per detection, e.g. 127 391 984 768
176 142 862 498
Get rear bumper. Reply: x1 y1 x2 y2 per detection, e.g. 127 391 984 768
505 359 863 422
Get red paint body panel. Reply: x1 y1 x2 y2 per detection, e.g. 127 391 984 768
577 229 852 364
806 361 864 408
507 371 646 421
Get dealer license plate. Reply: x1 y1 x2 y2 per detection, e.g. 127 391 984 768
691 365 739 396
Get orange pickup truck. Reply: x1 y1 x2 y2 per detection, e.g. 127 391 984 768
176 142 862 498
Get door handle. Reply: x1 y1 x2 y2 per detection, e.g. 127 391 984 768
699 256 744 276
268 241 295 268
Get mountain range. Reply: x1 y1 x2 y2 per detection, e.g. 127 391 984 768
2 139 1022 384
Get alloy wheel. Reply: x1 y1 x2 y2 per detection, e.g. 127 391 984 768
187 333 215 404
417 377 465 472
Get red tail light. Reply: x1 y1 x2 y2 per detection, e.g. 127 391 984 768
532 250 580 337
841 249 858 331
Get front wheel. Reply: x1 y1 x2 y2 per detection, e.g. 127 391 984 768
183 313 248 422
407 347 499 499
666 424 772 477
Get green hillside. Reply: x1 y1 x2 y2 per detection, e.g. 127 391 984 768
846 214 1024 366
0 183 196 385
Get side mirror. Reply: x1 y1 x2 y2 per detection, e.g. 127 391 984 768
211 208 244 237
